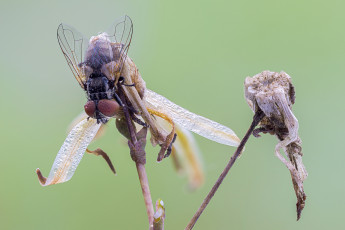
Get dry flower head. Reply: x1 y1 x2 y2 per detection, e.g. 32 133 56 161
244 70 307 220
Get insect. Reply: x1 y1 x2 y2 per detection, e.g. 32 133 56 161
57 16 134 124
36 15 241 186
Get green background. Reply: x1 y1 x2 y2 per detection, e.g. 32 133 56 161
1 0 344 229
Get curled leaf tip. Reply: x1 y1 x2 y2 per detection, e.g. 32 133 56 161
36 168 47 185
156 148 165 162
36 118 101 187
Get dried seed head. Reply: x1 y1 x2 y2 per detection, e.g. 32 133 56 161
245 71 294 115
244 70 307 220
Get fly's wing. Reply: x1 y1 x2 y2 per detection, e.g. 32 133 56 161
104 15 133 76
36 117 101 186
144 89 241 147
57 23 89 89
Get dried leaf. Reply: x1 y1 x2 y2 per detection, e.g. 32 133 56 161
170 124 204 189
145 89 240 147
36 117 101 186
86 148 116 174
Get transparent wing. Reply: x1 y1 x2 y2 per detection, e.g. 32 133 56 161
104 15 133 74
36 117 101 186
144 89 241 147
57 23 89 89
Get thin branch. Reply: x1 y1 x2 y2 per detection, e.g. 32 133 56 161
136 162 155 230
119 87 155 230
185 109 265 230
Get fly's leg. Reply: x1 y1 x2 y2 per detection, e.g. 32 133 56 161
122 82 136 87
119 76 136 87
113 92 124 107
131 113 148 127
147 108 176 161
115 90 140 117
114 79 137 114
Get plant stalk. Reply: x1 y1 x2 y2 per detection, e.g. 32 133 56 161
136 162 155 230
119 87 154 230
185 110 265 230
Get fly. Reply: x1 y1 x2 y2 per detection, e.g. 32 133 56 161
57 16 133 123
36 15 241 187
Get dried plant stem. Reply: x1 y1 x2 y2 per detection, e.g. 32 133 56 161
120 89 154 230
136 163 155 230
185 109 265 230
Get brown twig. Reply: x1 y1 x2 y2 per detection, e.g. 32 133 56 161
119 87 155 230
185 109 265 230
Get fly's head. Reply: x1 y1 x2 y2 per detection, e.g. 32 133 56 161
84 99 120 124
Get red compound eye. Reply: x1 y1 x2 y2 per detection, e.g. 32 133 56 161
84 101 96 118
97 99 120 117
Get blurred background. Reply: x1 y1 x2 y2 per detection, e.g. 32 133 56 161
1 0 344 229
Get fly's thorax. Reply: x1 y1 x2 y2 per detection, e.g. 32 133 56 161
85 33 113 70
86 72 115 101
84 33 125 81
